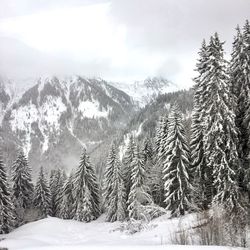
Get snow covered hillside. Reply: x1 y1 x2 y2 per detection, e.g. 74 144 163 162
0 76 135 175
0 214 238 250
110 77 179 107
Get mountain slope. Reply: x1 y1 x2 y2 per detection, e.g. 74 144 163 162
117 90 193 159
1 76 135 175
110 77 179 107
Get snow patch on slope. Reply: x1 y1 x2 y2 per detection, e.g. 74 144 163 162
10 96 67 154
78 100 111 118
110 77 179 107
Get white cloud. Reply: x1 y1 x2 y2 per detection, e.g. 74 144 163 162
0 0 249 88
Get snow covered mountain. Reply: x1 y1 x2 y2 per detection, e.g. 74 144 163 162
110 77 179 107
0 75 185 176
1 76 135 175
117 90 193 159
0 77 15 124
0 76 36 124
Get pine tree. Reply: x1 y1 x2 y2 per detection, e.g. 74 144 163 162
12 150 34 222
122 135 136 199
104 145 126 222
127 145 152 220
153 116 169 206
73 149 100 222
0 153 15 234
202 33 244 214
142 138 156 200
240 20 250 199
229 25 250 195
156 115 169 161
50 169 66 217
33 167 51 217
103 144 117 206
60 172 75 220
154 115 167 155
190 41 213 210
163 104 192 217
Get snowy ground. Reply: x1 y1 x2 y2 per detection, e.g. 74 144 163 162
0 214 241 250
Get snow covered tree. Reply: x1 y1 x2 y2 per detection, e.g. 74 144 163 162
229 25 250 194
0 153 15 233
33 166 51 218
49 169 66 217
12 150 34 222
127 145 152 220
73 149 100 222
60 172 75 219
142 137 154 163
154 115 166 155
153 116 169 206
123 135 136 199
103 144 117 206
239 20 250 199
142 138 157 199
202 33 244 215
104 144 126 222
163 104 192 217
190 40 213 210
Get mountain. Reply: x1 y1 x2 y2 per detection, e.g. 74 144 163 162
110 77 179 107
0 75 190 178
0 77 15 124
0 76 36 124
117 90 193 159
1 76 135 176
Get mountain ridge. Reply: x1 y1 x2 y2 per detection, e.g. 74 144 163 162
0 75 180 176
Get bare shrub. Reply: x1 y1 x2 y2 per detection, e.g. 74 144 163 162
170 229 194 245
170 208 247 247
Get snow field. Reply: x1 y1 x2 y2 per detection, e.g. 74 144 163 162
0 213 240 250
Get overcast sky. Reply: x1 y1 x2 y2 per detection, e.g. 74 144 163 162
0 0 249 87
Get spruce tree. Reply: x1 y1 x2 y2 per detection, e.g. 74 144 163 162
103 144 117 206
229 25 249 194
142 138 156 200
104 145 126 222
241 20 250 199
154 115 166 155
0 153 15 233
163 104 192 217
60 172 75 220
122 135 136 199
203 33 244 214
190 41 213 210
50 169 66 217
127 145 152 220
153 116 169 206
33 166 51 217
12 150 33 222
73 149 100 222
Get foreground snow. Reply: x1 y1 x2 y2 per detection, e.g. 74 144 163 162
0 214 240 250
